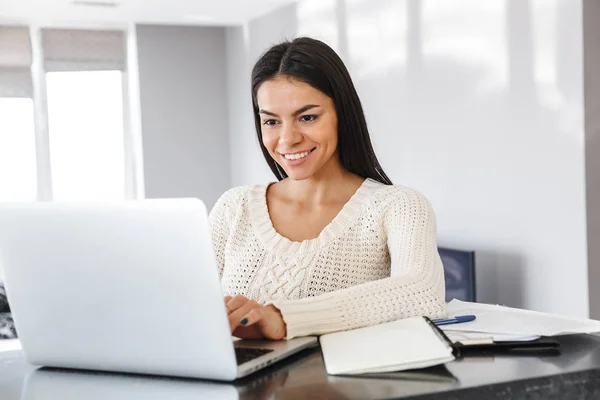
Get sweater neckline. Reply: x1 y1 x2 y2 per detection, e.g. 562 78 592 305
248 178 382 256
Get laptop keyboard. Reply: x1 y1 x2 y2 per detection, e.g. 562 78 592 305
235 347 274 365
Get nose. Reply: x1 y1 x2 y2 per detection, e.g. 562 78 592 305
279 122 303 147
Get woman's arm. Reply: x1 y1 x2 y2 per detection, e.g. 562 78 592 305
208 188 240 278
271 189 448 339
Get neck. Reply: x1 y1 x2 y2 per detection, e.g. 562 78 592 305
283 158 363 206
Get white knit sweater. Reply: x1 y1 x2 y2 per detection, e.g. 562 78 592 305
209 178 448 339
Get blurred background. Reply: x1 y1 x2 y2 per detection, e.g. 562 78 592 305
1 0 599 320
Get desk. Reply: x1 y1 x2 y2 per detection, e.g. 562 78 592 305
1 334 600 399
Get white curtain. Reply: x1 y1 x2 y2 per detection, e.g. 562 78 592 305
41 28 126 72
0 26 33 98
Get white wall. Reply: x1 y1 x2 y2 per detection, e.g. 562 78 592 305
136 25 230 209
226 0 589 317
584 0 600 319
226 5 298 187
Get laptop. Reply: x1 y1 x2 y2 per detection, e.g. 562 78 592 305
0 199 317 381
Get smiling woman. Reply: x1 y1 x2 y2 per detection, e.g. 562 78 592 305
209 37 447 340
251 39 391 185
257 79 339 182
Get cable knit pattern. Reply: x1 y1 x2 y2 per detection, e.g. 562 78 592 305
209 179 448 339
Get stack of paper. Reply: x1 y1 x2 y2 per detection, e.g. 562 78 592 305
441 300 600 343
444 331 541 344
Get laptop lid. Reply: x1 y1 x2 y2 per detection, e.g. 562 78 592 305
0 199 238 380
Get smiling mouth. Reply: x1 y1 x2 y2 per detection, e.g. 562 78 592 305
280 148 316 161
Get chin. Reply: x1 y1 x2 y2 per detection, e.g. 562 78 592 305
279 163 317 181
284 170 314 181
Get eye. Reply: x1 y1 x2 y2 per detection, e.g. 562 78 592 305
299 115 317 123
262 119 278 126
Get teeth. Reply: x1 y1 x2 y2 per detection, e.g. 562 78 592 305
284 150 311 160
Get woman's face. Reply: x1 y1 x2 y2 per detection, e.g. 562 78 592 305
256 76 339 181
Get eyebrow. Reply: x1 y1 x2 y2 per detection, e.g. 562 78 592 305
258 104 320 118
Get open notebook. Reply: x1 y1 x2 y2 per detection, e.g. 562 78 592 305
319 317 456 375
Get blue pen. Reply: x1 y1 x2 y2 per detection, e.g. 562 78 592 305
433 315 476 326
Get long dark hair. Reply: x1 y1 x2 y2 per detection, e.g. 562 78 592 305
251 37 392 185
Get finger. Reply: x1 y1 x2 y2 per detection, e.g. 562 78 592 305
239 308 264 327
224 296 233 313
228 301 260 333
238 306 286 340
226 295 249 314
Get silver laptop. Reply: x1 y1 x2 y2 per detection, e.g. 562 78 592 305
0 199 317 381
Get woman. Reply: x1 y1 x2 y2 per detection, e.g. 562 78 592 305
209 37 447 340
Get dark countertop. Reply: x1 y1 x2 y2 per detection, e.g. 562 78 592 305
2 334 600 399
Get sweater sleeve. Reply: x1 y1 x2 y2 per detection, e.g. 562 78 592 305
208 188 241 278
271 189 448 339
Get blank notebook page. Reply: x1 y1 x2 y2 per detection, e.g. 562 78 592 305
320 317 455 375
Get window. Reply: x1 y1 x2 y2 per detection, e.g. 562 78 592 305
42 28 130 201
0 26 136 202
0 27 36 202
46 70 126 201
0 98 37 202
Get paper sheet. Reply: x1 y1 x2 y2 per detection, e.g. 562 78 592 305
441 300 600 336
444 330 540 344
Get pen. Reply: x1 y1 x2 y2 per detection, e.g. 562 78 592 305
433 315 476 326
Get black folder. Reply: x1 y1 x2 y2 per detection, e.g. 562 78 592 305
426 318 560 357
454 336 560 356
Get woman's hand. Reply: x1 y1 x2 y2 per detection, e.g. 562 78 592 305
224 295 287 340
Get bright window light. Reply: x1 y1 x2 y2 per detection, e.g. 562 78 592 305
0 98 37 202
46 70 126 201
